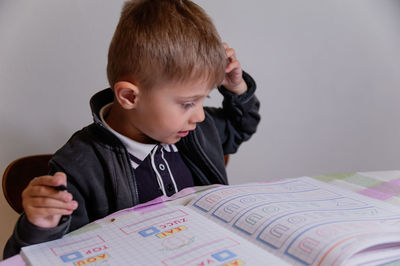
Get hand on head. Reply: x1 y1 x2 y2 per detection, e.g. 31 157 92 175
221 42 247 95
22 172 78 228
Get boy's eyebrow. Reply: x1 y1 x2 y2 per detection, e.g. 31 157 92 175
177 95 207 101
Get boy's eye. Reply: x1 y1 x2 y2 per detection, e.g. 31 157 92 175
182 102 195 109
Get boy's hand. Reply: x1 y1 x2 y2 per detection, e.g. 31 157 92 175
221 42 247 95
22 172 78 228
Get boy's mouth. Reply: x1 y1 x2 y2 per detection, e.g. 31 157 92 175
178 130 189 137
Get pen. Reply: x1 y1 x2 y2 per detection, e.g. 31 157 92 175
53 184 67 191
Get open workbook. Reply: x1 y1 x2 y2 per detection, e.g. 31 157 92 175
20 177 400 266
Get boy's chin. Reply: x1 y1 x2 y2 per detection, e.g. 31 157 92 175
161 135 184 145
162 138 180 145
148 133 187 145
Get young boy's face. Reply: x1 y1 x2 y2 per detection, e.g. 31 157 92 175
132 78 212 144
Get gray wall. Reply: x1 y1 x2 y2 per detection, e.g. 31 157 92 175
1 0 400 257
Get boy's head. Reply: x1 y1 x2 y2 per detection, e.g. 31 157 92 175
106 0 227 144
107 0 227 91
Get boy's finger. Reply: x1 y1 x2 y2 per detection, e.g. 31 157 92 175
225 48 236 58
26 206 75 217
27 186 73 202
28 197 78 211
226 60 241 73
30 172 67 188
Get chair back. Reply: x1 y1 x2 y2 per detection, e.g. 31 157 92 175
2 154 52 213
224 154 230 166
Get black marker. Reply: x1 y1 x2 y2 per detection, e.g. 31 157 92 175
53 184 67 191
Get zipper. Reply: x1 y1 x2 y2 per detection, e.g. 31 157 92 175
121 146 140 206
95 123 140 206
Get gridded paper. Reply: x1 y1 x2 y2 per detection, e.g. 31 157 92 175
21 206 289 266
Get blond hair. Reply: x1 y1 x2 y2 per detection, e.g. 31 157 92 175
107 0 227 90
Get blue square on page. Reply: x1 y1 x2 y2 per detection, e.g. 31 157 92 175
60 251 83 262
212 250 236 261
138 226 160 237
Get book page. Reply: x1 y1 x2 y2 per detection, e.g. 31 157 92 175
188 177 400 266
21 205 289 266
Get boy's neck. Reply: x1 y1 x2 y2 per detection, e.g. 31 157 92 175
105 103 157 144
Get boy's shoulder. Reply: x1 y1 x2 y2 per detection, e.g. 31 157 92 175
56 123 115 150
50 123 123 173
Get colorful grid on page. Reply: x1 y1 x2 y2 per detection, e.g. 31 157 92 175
311 171 400 207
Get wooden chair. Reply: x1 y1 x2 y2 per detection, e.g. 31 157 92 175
2 154 53 214
224 154 230 166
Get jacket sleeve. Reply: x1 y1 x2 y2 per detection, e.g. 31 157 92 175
205 71 261 155
3 212 70 259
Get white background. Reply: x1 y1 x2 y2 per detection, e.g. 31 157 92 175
1 0 400 258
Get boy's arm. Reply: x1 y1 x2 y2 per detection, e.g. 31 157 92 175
206 71 259 154
3 212 71 259
205 44 260 154
3 172 86 259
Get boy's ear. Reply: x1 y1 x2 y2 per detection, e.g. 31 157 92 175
113 81 140 109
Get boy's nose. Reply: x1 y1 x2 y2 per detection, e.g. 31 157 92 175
189 105 205 124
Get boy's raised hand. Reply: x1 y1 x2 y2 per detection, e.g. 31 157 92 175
22 172 78 228
221 42 247 95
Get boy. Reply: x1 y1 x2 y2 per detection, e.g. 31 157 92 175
4 0 260 258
